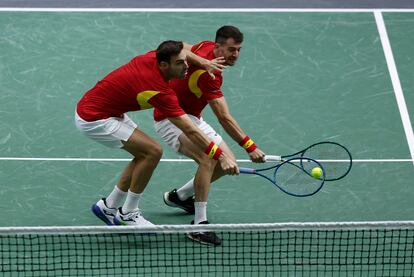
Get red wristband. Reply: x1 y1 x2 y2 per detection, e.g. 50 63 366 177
205 142 222 160
204 142 215 155
239 136 257 153
213 147 222 160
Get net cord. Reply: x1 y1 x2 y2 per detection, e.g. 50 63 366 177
1 221 414 235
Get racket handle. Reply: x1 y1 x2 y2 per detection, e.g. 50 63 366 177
264 155 281 162
240 167 256 174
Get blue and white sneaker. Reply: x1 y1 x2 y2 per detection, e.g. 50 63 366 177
91 198 117 226
113 208 154 227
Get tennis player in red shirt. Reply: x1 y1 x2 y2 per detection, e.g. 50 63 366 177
75 41 238 228
154 27 266 245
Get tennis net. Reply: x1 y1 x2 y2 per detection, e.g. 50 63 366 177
0 221 413 276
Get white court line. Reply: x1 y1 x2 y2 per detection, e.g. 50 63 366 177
0 8 414 12
0 157 412 163
374 11 414 167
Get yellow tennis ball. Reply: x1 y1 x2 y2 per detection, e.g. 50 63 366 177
311 167 323 178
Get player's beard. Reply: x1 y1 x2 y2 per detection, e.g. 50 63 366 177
226 57 237 66
178 68 188 79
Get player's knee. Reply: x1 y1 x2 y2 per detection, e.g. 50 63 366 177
127 141 162 161
145 142 163 161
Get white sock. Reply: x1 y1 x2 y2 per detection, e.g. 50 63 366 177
176 178 195 200
194 202 207 224
122 190 142 213
105 186 127 208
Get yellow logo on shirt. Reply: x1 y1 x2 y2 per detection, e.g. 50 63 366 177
188 69 206 98
137 90 160 110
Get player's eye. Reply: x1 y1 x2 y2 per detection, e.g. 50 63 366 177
228 47 241 53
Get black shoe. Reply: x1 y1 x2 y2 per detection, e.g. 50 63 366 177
187 220 222 246
163 189 195 214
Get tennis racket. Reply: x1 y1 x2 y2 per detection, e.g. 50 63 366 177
265 141 352 181
240 157 326 197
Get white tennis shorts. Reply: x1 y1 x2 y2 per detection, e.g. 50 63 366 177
154 115 222 152
75 112 138 149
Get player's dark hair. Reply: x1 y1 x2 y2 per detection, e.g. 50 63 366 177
156 40 184 64
215 26 244 44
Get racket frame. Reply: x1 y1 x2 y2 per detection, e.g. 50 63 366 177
264 141 352 181
240 157 326 197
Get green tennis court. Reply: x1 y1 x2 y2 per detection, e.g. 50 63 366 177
0 11 413 226
1 10 414 276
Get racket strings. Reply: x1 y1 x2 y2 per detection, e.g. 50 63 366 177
274 159 324 197
303 143 352 181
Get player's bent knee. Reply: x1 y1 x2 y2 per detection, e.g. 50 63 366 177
137 142 162 161
148 143 163 160
124 140 163 161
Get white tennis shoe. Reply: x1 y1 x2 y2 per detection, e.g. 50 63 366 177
113 208 154 226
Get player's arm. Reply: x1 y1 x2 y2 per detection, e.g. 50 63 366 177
167 114 239 175
182 42 226 78
208 97 266 163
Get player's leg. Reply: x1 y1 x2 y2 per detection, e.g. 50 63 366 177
93 160 134 225
155 117 224 244
178 134 216 201
104 160 135 210
75 114 126 225
121 129 163 194
177 135 222 245
157 116 224 213
94 157 146 225
113 128 162 226
160 131 212 214
76 113 158 226
166 138 235 208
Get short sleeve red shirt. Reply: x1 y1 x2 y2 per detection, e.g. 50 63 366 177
153 41 224 121
76 51 185 122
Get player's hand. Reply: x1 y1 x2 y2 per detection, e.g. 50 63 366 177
203 57 228 79
218 153 239 175
249 148 266 163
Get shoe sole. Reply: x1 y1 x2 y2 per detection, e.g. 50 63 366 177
163 192 195 214
113 217 156 236
91 204 114 226
187 233 222 246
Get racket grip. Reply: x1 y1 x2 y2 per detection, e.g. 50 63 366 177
240 167 256 174
264 155 281 162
